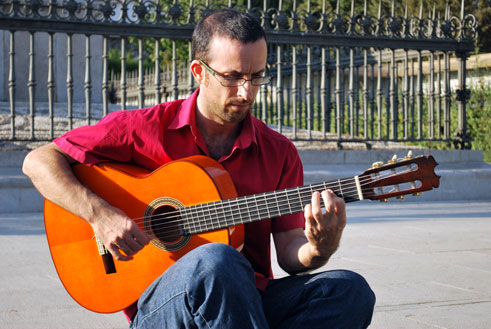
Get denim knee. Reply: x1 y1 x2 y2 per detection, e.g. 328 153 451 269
316 270 376 322
183 243 255 286
343 270 376 314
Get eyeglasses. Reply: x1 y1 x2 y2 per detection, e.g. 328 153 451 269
199 59 271 87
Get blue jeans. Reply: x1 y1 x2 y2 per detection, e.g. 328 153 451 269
130 243 375 329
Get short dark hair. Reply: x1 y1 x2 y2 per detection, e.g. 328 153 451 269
192 9 266 61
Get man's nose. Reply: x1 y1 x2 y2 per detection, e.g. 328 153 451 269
237 79 255 102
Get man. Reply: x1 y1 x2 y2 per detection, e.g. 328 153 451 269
23 9 375 329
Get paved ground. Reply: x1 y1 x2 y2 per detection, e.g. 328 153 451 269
1 200 490 329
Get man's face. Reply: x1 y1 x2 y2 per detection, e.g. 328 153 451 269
197 36 268 125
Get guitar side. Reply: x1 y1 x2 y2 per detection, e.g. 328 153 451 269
43 155 242 313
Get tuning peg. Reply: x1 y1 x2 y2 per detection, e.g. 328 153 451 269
412 192 423 196
388 154 397 164
372 161 383 168
379 198 389 202
396 195 405 200
404 150 413 160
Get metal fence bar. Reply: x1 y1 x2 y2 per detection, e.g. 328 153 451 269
172 40 179 101
410 56 415 140
138 38 145 108
402 50 409 140
155 39 162 104
348 48 355 138
428 52 435 140
389 49 396 140
362 49 369 140
376 49 382 140
28 31 35 139
8 30 15 140
66 33 74 131
276 44 283 133
48 32 55 139
120 38 128 111
436 53 442 139
102 36 109 116
291 45 298 140
416 51 423 139
443 51 451 139
320 47 327 136
369 61 375 140
84 35 92 127
335 47 342 139
385 61 390 139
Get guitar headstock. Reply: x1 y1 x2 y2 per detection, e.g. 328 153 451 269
359 152 440 201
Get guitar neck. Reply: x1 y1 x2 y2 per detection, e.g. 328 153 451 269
181 176 363 235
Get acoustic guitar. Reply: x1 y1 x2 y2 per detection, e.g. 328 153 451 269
44 153 440 313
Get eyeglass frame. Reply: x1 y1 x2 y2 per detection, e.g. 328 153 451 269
198 59 272 87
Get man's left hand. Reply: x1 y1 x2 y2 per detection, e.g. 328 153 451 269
303 189 346 261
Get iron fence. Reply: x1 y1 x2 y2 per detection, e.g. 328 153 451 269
0 0 478 148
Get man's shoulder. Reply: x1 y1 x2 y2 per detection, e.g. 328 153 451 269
251 115 295 147
108 98 187 122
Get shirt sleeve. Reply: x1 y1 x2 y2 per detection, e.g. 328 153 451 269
271 142 305 233
54 111 133 165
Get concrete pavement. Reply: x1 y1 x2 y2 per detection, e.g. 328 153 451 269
1 200 491 329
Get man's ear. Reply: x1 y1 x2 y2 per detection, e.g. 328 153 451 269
190 60 206 85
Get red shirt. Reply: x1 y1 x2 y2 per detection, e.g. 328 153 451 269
54 89 305 319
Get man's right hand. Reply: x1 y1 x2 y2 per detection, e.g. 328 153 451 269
23 142 151 261
89 204 152 261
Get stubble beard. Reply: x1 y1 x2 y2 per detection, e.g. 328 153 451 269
222 98 254 123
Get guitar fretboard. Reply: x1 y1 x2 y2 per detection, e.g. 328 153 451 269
179 177 362 235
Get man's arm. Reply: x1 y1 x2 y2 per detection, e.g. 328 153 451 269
273 189 346 274
23 143 151 260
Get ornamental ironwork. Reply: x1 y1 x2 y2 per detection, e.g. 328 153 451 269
0 0 478 45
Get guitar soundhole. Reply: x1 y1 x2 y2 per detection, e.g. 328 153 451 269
151 205 183 243
144 197 190 251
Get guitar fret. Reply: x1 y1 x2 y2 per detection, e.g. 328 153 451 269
262 193 271 219
190 205 203 232
184 207 195 234
234 198 243 225
273 191 281 217
204 203 214 231
179 208 187 234
337 179 344 199
223 200 231 227
227 199 237 227
257 194 267 220
214 202 222 229
197 204 206 232
262 192 270 218
247 195 256 221
285 190 293 214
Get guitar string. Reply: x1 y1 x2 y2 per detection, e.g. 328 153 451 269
133 186 362 239
125 175 363 222
131 173 372 228
130 169 402 235
138 170 409 237
133 166 400 228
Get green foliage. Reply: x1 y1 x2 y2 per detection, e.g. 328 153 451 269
108 48 138 74
403 82 491 162
466 82 491 162
108 38 190 75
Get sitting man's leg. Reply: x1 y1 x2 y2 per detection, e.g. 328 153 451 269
262 270 375 329
131 243 269 329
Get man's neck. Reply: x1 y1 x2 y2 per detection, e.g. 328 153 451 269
195 107 243 161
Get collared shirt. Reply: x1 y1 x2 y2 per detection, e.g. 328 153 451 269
55 88 305 319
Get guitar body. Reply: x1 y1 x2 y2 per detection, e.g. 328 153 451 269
44 155 243 313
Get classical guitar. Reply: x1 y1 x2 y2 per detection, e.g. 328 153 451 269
44 153 440 313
